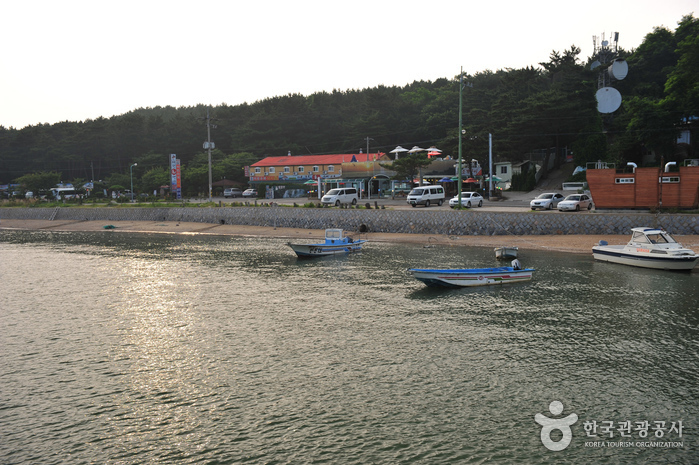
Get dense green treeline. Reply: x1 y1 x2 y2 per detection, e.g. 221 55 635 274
1 15 697 195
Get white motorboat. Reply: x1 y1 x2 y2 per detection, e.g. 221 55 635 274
288 229 366 257
494 246 518 260
409 261 534 288
592 227 699 271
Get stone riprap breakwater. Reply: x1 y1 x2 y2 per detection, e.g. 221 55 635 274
2 206 699 236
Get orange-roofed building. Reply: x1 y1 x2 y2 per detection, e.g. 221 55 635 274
249 153 390 183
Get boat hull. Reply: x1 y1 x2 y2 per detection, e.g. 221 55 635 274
494 247 518 260
592 246 699 271
289 240 366 257
410 267 534 288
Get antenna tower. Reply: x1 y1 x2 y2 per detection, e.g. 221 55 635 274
591 32 627 115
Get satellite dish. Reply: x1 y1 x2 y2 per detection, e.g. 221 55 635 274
590 60 601 70
608 59 628 80
596 87 622 113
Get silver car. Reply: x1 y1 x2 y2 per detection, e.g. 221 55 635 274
224 188 243 198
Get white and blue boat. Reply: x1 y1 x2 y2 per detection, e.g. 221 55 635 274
410 262 534 288
288 229 366 258
592 227 699 271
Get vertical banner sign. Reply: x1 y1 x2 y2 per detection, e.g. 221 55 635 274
170 154 177 194
176 159 182 200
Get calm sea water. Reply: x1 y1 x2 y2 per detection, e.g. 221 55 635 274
1 230 698 464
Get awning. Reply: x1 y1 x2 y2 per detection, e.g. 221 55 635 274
212 179 243 187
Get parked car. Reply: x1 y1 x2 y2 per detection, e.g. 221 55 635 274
449 192 484 208
406 185 445 207
558 194 593 211
321 188 359 206
242 189 257 198
224 188 243 198
530 192 565 210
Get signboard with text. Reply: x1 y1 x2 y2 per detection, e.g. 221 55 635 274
170 154 181 199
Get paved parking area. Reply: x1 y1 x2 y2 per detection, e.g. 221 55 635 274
240 191 594 213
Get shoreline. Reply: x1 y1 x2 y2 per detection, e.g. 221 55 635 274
4 219 699 255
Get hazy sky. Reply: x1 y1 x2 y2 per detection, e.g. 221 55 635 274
0 0 695 129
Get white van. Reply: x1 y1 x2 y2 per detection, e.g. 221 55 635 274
50 187 77 200
406 185 445 207
321 188 359 206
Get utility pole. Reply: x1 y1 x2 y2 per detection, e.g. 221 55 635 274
207 109 212 202
202 108 217 202
365 137 374 199
489 133 493 198
457 67 472 208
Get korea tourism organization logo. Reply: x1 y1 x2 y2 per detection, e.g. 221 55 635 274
534 401 685 451
535 401 578 451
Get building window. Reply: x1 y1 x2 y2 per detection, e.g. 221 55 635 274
269 167 275 173
313 166 319 172
284 166 290 173
328 165 335 172
298 166 304 173
255 167 261 174
660 176 680 183
499 166 508 174
615 178 635 184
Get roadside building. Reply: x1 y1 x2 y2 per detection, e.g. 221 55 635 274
493 162 512 188
248 153 394 199
586 159 699 209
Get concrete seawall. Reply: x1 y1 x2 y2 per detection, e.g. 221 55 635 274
2 206 699 236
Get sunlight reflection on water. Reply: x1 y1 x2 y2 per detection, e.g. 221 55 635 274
1 230 697 464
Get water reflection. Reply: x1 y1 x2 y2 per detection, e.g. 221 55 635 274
1 230 697 464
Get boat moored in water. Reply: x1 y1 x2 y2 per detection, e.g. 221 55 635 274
410 261 534 288
288 229 366 257
494 246 518 260
592 227 699 271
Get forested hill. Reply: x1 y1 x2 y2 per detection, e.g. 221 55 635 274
1 14 697 193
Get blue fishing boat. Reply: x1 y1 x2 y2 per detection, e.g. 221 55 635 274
288 229 366 258
410 261 534 288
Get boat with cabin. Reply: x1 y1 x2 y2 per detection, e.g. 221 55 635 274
592 227 699 271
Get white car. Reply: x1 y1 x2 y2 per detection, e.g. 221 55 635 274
530 192 565 210
449 192 484 208
558 194 593 211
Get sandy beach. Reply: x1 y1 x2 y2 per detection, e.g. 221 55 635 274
4 218 699 255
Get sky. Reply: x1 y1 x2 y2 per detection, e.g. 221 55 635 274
0 0 695 129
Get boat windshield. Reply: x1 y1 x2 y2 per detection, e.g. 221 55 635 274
633 231 677 244
662 233 678 243
647 232 674 244
632 231 650 243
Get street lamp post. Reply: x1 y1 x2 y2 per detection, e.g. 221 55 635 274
130 163 137 202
